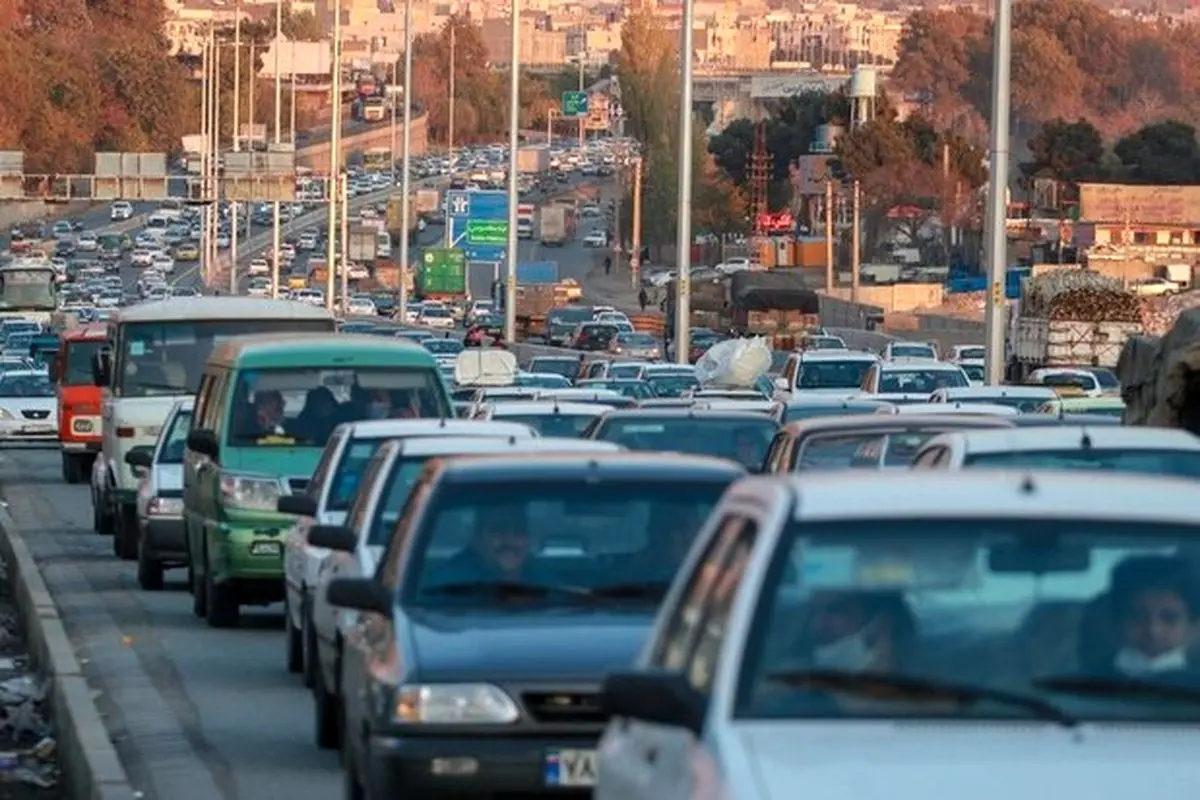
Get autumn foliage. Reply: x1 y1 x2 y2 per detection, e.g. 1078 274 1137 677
892 0 1200 139
0 0 193 173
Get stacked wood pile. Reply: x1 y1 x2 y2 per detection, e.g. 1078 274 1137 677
1022 269 1141 322
1140 292 1200 336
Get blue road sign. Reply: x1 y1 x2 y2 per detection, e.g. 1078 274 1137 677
446 190 509 261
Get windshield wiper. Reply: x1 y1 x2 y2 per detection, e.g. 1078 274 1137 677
577 580 671 599
766 669 1077 728
422 580 589 599
1034 674 1200 705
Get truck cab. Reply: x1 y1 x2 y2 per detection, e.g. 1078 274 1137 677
53 324 107 483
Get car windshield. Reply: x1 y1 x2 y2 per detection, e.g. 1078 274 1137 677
955 394 1046 412
228 367 449 447
494 413 595 438
529 358 578 379
1087 368 1120 390
798 360 874 390
1041 372 1096 390
548 308 594 325
619 334 657 348
879 369 968 393
890 345 936 359
327 437 388 511
645 373 700 398
735 518 1200 723
61 339 102 386
423 340 463 355
960 363 985 382
405 480 730 606
782 403 884 424
594 417 777 470
116 319 334 397
796 430 945 470
157 410 193 464
963 449 1200 478
607 364 643 380
514 373 571 389
578 380 653 399
957 347 986 360
0 373 53 397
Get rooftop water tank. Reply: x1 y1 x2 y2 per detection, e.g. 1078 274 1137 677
849 66 877 99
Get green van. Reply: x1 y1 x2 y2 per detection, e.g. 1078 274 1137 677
183 334 451 627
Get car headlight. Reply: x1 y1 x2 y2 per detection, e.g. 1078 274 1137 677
393 684 520 725
0 409 12 420
148 496 183 516
219 472 284 511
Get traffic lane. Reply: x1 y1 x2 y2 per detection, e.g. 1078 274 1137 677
0 449 340 800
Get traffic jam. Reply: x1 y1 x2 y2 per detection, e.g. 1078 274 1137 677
3 191 1200 798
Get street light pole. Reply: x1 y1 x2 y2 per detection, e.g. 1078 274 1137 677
390 57 398 184
397 0 414 315
503 1 521 343
325 0 342 311
673 0 695 364
200 30 211 284
444 24 456 248
231 6 241 296
577 56 585 148
271 0 283 300
213 34 223 290
983 0 1013 386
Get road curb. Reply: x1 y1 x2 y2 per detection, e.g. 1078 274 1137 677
0 503 138 800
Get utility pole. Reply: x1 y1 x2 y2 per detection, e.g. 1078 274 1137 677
390 57 398 184
325 0 343 311
578 56 585 148
444 24 456 248
673 0 696 364
983 0 1013 385
200 29 211 285
271 0 283 299
214 37 222 289
397 0 414 315
503 3 521 343
289 41 297 146
631 156 643 290
231 4 241 295
340 175 349 315
850 179 860 303
824 178 834 293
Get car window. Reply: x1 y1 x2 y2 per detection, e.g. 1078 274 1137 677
878 369 968 394
156 409 193 464
962 449 1200 478
494 413 595 438
797 360 873 390
594 417 777 470
403 478 735 608
796 430 943 470
736 518 1200 723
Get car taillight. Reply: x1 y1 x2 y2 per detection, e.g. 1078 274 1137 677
117 426 135 438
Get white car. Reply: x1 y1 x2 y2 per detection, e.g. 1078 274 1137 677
860 358 970 394
151 253 175 274
344 297 376 316
110 201 133 221
417 305 455 329
130 248 155 267
0 370 57 443
304 434 619 749
297 232 318 251
248 258 270 276
883 340 939 360
912 425 1200 476
345 262 370 281
1028 367 1103 397
76 232 98 251
597 469 1200 800
715 256 751 274
475 400 611 437
583 229 609 247
246 278 271 298
928 385 1058 413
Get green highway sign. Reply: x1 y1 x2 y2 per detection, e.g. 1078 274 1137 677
466 219 508 246
421 247 466 294
562 91 589 118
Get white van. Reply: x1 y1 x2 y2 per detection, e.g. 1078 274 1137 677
93 298 337 557
376 231 391 258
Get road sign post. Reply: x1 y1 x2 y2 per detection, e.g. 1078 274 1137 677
562 91 589 119
445 189 509 261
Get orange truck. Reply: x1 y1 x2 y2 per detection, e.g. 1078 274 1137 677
53 324 106 483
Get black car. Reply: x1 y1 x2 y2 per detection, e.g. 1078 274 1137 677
319 452 744 798
583 408 779 471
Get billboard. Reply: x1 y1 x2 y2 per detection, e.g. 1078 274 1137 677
749 74 848 99
1077 183 1200 226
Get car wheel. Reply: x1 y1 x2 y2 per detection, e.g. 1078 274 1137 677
113 505 138 561
189 536 208 618
94 486 115 536
284 591 303 674
342 754 365 800
205 564 239 629
136 532 164 591
302 600 318 689
314 650 341 750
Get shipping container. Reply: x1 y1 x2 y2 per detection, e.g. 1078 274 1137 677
515 261 559 285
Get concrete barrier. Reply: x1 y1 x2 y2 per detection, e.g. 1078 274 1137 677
0 503 136 800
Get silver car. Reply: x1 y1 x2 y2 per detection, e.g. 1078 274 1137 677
127 399 192 591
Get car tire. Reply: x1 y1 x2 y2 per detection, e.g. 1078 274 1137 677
94 487 115 536
314 651 341 750
302 598 319 689
189 543 208 618
205 564 239 629
136 532 164 592
342 755 365 800
114 505 138 561
284 591 303 674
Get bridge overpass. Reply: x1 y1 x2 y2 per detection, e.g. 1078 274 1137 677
294 105 428 169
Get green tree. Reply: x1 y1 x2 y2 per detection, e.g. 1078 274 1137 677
281 8 324 41
1114 120 1200 183
408 16 504 145
615 8 678 148
1022 119 1106 185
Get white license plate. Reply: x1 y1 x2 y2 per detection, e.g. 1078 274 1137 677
249 541 282 557
19 425 53 434
544 749 597 787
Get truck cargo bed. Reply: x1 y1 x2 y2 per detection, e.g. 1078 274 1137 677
1015 317 1141 368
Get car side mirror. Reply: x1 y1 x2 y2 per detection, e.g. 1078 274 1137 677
124 446 154 470
306 524 356 552
91 349 111 387
186 428 219 460
773 377 789 392
277 494 317 516
326 577 391 617
600 670 705 735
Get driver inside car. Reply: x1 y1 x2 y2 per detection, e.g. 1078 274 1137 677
422 505 550 591
1093 555 1200 678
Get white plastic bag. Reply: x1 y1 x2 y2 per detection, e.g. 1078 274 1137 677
694 336 772 388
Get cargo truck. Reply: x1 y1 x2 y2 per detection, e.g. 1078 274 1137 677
347 225 379 262
385 195 419 246
517 146 550 174
415 188 440 217
538 205 574 246
1010 269 1142 381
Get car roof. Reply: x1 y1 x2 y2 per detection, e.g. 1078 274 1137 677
382 435 622 457
209 333 433 368
796 350 877 363
1007 413 1121 427
338 418 535 439
599 409 777 422
885 402 1020 416
116 296 335 323
934 385 1058 399
433 451 745 485
782 396 890 408
781 413 1013 435
749 470 1200 524
641 363 696 373
880 359 962 371
929 425 1200 455
487 401 610 416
